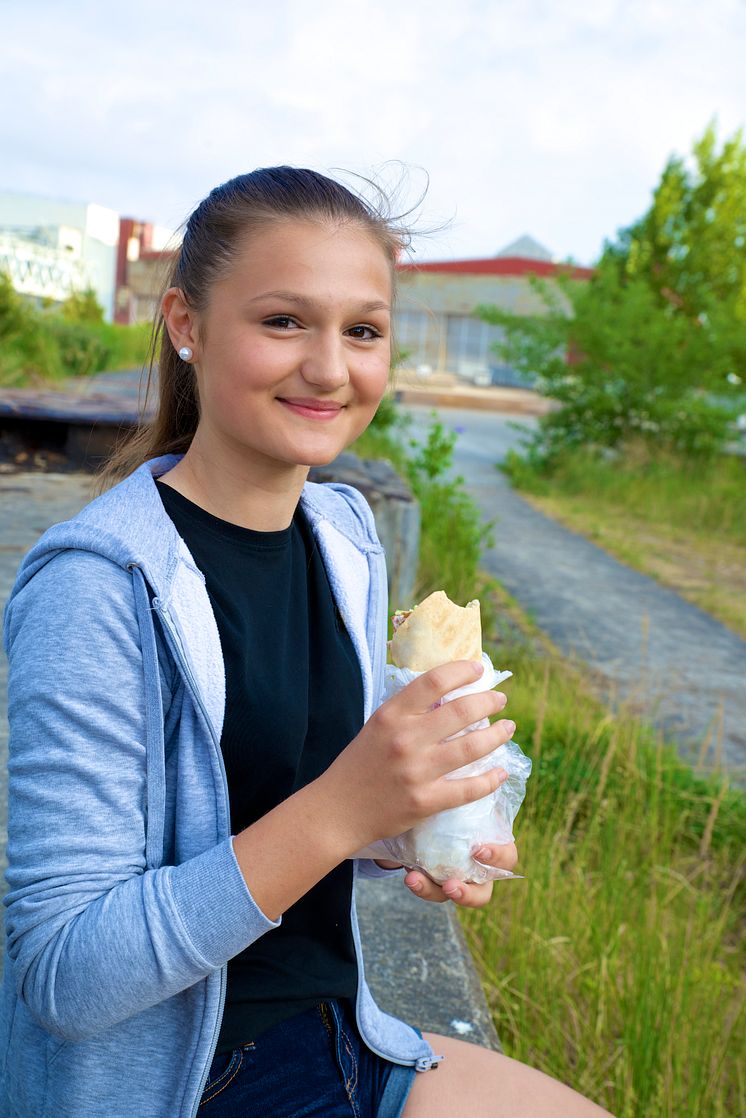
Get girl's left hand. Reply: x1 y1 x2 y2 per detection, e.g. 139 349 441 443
376 843 519 908
409 842 519 908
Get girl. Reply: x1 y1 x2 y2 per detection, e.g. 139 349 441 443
1 168 612 1117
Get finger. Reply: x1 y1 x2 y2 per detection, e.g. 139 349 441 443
473 842 519 873
432 764 509 812
441 878 494 908
433 720 515 775
429 689 509 739
404 870 449 903
397 660 487 713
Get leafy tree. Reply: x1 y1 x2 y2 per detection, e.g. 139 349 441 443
480 123 746 461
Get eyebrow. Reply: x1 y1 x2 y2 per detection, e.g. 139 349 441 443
248 291 391 313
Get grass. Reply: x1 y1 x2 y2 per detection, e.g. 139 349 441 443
459 580 745 1117
354 408 745 1115
502 445 746 638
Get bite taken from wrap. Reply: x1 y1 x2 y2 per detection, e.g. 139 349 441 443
389 590 482 671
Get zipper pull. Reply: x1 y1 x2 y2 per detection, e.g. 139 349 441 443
415 1054 444 1071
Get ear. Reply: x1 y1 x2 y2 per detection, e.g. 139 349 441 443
161 287 199 358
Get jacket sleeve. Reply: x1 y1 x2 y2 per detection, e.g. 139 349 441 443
3 550 279 1043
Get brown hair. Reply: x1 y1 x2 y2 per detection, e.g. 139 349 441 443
100 166 411 489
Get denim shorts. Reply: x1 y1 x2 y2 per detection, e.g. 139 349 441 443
199 999 419 1117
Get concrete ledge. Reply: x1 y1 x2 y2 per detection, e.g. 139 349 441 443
394 383 551 415
356 873 501 1050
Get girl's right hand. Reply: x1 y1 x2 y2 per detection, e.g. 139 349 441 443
318 659 515 857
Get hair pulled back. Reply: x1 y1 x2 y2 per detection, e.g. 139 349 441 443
101 166 410 487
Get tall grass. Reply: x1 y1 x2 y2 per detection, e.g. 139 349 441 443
504 443 746 547
360 403 745 1113
461 586 745 1116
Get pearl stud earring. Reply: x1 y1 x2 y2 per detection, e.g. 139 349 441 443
178 346 193 362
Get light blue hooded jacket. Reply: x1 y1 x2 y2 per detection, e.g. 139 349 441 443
1 456 436 1118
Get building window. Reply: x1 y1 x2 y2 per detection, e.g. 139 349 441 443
393 308 441 370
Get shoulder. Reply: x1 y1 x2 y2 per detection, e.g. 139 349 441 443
300 480 382 552
5 549 136 652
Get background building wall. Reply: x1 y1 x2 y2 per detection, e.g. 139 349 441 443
0 192 120 318
395 254 592 384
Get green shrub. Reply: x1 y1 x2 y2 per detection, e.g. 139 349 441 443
0 271 150 386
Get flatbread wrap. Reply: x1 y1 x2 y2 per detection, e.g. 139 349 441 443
353 590 531 884
389 590 482 670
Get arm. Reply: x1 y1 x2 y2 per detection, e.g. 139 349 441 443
3 551 279 1042
231 661 514 920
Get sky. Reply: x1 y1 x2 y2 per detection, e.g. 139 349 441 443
2 0 745 265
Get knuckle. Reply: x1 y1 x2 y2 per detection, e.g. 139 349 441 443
461 726 487 761
449 696 473 724
387 731 409 760
407 786 430 816
426 666 451 698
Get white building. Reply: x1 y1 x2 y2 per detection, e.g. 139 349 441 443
0 192 120 319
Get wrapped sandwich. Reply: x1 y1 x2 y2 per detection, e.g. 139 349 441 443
359 591 532 885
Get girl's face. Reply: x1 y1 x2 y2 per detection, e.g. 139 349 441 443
181 220 392 475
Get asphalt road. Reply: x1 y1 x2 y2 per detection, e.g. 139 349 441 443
403 405 746 780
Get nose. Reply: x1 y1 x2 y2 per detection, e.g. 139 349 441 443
299 330 350 391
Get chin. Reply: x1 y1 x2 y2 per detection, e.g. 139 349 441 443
297 447 347 469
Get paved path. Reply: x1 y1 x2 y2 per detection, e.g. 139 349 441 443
404 406 746 781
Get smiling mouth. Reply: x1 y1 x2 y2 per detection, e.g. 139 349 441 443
277 398 345 419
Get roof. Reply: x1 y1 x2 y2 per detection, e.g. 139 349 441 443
495 234 554 261
397 257 593 279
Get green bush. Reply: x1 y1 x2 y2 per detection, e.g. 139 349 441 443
0 271 150 386
480 124 746 465
352 405 491 604
403 416 493 601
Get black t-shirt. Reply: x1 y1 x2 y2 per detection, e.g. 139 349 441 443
156 482 364 1052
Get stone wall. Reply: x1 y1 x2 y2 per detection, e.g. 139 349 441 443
309 451 420 611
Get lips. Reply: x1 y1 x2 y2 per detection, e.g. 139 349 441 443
277 397 345 419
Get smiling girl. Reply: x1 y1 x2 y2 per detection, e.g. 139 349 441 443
1 168 612 1117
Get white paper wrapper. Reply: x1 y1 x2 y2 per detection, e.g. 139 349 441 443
356 652 532 884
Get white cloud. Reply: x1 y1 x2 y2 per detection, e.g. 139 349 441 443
1 0 744 263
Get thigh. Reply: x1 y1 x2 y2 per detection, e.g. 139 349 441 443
402 1033 615 1118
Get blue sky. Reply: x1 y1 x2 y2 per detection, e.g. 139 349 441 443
2 0 745 264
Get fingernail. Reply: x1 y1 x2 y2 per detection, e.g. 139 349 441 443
443 885 462 901
408 880 423 894
473 846 490 861
471 660 484 676
496 768 509 782
503 720 516 736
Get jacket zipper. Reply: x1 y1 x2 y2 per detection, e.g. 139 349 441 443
153 600 229 1117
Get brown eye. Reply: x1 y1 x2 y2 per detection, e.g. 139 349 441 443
346 325 381 340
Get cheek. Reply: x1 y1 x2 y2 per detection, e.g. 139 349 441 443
357 354 391 408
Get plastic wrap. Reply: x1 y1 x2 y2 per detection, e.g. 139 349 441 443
356 653 532 884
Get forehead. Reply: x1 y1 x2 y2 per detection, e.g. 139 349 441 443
213 219 393 306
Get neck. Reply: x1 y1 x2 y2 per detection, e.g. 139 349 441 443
158 433 309 531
